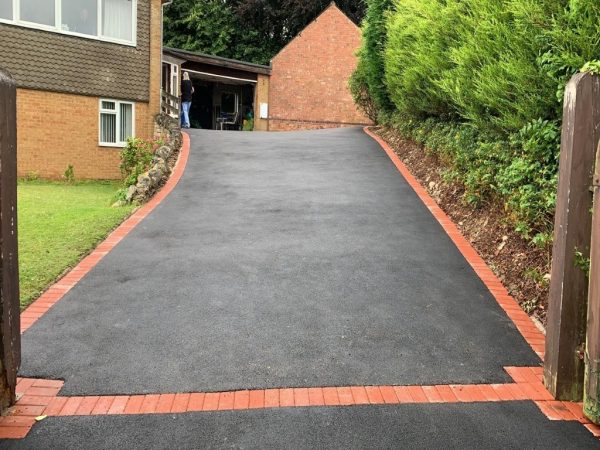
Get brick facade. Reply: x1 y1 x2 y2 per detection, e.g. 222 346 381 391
268 4 371 131
12 0 164 179
17 89 155 179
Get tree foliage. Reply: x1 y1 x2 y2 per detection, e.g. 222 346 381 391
163 0 366 65
163 0 236 56
350 0 394 117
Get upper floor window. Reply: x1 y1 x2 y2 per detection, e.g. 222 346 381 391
0 0 136 45
0 0 12 21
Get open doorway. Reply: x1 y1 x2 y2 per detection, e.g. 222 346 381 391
189 81 213 130
185 72 255 130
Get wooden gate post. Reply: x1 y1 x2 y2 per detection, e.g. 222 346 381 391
0 68 20 412
545 72 600 401
584 142 600 424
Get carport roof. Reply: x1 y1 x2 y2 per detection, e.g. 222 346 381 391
163 47 271 76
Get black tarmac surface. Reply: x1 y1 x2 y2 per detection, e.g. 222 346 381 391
1 402 598 449
9 129 597 448
20 128 538 395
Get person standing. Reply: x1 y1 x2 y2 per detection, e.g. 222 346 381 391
180 72 194 128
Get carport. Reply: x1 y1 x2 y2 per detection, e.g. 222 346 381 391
162 48 271 131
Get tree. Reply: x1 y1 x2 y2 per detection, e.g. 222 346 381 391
163 0 236 56
355 0 394 115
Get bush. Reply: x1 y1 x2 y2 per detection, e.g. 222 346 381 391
120 138 155 188
383 114 559 240
63 165 75 184
385 0 462 120
349 58 378 122
354 0 395 116
440 0 561 134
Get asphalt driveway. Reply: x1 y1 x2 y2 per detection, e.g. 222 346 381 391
20 128 539 395
3 402 599 450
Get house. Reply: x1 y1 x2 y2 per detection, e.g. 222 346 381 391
162 3 370 133
0 0 168 179
268 3 371 131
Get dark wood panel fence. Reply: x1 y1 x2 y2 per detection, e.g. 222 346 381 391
0 68 20 412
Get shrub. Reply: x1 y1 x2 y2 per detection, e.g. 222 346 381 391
385 0 462 120
120 138 155 188
355 0 395 116
243 117 254 131
349 58 378 122
63 165 75 184
25 171 39 181
498 119 560 237
383 113 559 241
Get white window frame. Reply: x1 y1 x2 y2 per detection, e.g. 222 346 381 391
99 99 135 148
0 0 137 46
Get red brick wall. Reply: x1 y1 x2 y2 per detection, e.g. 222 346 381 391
268 4 372 131
17 89 155 179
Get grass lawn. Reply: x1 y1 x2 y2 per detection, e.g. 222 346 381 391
18 180 135 310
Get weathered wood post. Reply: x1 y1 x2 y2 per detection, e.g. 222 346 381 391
584 142 600 424
0 68 20 412
545 72 600 401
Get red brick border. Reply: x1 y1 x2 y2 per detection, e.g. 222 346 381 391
5 366 598 439
20 133 190 333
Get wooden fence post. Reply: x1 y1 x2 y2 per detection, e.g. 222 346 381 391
545 72 600 401
0 68 20 412
584 142 600 424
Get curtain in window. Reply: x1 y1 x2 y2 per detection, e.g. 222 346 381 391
101 113 117 143
102 0 133 41
120 103 133 141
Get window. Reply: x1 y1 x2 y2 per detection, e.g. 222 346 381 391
171 65 178 97
0 0 136 45
99 99 134 146
102 0 132 42
0 0 12 20
20 0 54 27
61 0 97 36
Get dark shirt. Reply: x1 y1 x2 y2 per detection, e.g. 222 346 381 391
181 80 194 102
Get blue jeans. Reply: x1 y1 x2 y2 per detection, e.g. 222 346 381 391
181 101 191 128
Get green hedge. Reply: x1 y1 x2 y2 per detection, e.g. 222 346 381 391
354 0 600 243
351 0 395 115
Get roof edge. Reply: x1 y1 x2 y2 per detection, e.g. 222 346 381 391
163 47 272 75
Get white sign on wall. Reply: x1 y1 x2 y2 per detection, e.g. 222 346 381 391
260 103 269 119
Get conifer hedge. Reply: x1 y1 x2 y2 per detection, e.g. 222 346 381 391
351 0 600 243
